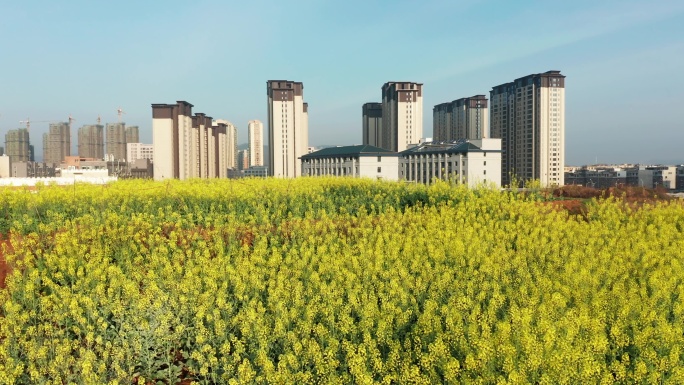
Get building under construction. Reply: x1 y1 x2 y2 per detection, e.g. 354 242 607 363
42 122 71 165
5 128 31 163
78 125 105 159
106 122 127 161
126 125 139 144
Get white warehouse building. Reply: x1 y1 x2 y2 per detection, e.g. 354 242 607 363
300 145 399 180
398 138 502 187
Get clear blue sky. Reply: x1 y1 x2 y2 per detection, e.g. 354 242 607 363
1 0 683 165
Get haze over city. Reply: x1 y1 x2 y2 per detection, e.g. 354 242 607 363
1 0 683 165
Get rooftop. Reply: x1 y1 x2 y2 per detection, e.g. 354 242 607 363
301 145 397 159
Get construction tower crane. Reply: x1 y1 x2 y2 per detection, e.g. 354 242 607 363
117 107 126 123
19 116 73 132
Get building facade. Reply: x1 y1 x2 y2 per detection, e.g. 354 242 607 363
381 82 423 152
43 122 71 165
78 125 104 159
399 139 502 188
301 145 399 180
247 120 264 167
362 102 383 147
5 128 31 163
267 80 308 177
105 122 127 161
490 70 565 187
127 143 153 163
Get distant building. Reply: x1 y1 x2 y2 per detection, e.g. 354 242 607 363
105 122 127 161
267 80 309 177
381 82 423 152
433 95 488 142
127 143 153 163
129 158 153 179
565 167 627 189
238 149 249 171
490 71 565 187
213 119 238 171
432 102 451 143
10 161 56 178
362 102 383 147
0 155 10 177
43 122 71 166
248 120 264 167
399 138 502 188
78 125 105 159
301 145 399 180
5 128 30 163
126 126 139 144
244 166 268 178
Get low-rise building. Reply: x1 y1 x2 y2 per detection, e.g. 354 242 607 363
301 145 399 180
244 166 268 178
10 161 56 178
399 138 502 187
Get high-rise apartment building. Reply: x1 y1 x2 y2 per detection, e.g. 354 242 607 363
267 80 308 177
362 102 383 147
432 102 451 142
152 101 237 180
214 120 238 170
126 126 139 144
238 149 249 171
78 125 105 159
452 95 488 140
5 128 30 163
42 122 71 165
247 120 264 167
433 95 488 142
490 70 565 187
106 123 127 161
381 82 423 152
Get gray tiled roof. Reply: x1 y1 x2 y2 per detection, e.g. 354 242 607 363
301 145 397 159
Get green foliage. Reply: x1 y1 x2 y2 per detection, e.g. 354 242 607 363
0 178 683 383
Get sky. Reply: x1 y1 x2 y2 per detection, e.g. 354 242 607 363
1 0 683 166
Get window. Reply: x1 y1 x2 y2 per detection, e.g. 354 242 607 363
377 156 382 162
484 161 486 166
377 167 382 172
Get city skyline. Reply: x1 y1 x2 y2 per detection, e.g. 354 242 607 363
1 1 683 165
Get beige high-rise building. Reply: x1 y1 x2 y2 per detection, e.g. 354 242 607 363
5 128 30 163
267 80 308 177
126 126 139 144
106 122 127 161
247 120 264 167
78 125 104 159
214 119 238 170
490 70 565 187
381 82 423 152
42 122 71 165
153 101 235 180
152 101 193 180
362 102 383 147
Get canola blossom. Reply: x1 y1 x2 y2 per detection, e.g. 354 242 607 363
0 178 683 384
